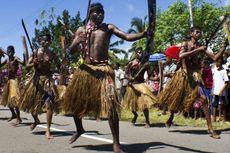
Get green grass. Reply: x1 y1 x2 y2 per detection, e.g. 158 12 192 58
120 108 230 129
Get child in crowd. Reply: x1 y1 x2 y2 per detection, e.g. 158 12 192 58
212 58 229 121
201 58 213 115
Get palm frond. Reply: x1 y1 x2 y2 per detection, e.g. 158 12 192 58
109 39 124 47
127 29 137 34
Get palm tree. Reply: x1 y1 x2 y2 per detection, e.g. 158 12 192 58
108 48 129 68
127 16 147 54
128 17 147 34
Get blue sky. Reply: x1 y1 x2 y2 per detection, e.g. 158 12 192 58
0 0 227 58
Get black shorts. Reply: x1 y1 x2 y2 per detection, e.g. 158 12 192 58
213 95 226 107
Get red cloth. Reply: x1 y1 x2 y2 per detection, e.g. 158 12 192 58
193 98 203 109
152 81 159 92
201 67 213 88
164 44 181 59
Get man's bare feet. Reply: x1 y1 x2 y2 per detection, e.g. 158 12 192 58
15 118 22 125
165 121 173 128
30 121 40 131
68 130 85 144
209 131 220 139
144 122 150 128
7 115 16 122
12 118 22 127
113 143 123 153
96 117 101 122
131 114 138 125
45 131 54 139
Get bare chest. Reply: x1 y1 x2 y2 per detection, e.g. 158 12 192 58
8 59 18 70
36 49 52 63
89 30 110 45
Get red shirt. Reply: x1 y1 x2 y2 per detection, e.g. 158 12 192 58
201 67 213 88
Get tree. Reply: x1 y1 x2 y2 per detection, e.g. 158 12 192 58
33 8 84 70
109 48 129 67
131 0 228 54
155 1 189 52
33 8 130 68
127 16 147 53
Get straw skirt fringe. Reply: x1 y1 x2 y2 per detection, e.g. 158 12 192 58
19 75 58 114
122 83 157 111
157 69 199 112
1 79 20 107
62 64 119 118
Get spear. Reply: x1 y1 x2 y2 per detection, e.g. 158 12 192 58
58 0 91 37
59 36 66 85
221 15 230 43
133 0 157 83
206 14 229 47
85 0 92 27
21 36 29 62
21 19 34 53
142 0 156 64
58 19 74 36
188 0 193 28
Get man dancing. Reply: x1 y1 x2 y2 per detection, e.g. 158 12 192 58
0 46 24 125
158 27 229 139
123 47 156 127
62 3 147 153
20 34 61 139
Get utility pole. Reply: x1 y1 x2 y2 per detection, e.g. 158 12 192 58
188 0 193 28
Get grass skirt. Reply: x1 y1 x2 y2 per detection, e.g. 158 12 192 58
1 79 20 107
19 75 59 114
57 85 66 100
122 83 157 111
157 68 199 112
62 64 119 118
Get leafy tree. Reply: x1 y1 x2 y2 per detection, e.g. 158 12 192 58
33 8 129 68
192 1 224 51
127 16 147 53
155 1 189 52
33 8 84 67
130 0 228 54
109 48 129 67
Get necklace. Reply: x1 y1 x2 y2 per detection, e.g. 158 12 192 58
81 23 108 63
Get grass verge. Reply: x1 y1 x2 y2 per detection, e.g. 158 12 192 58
120 108 230 129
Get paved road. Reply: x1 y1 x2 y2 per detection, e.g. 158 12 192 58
0 106 229 153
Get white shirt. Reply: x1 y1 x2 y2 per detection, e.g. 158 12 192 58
163 62 177 88
114 68 124 89
212 66 229 96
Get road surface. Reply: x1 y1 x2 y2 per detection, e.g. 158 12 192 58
0 106 229 153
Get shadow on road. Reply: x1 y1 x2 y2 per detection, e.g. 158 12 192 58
51 122 70 126
72 142 215 153
0 117 28 122
0 117 10 121
219 128 230 134
0 108 9 111
32 130 106 138
32 131 73 137
15 122 46 127
133 123 179 128
168 128 230 135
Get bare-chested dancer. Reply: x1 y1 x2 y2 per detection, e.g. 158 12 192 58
158 27 229 139
62 3 147 153
123 47 156 128
20 34 61 139
0 45 24 125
